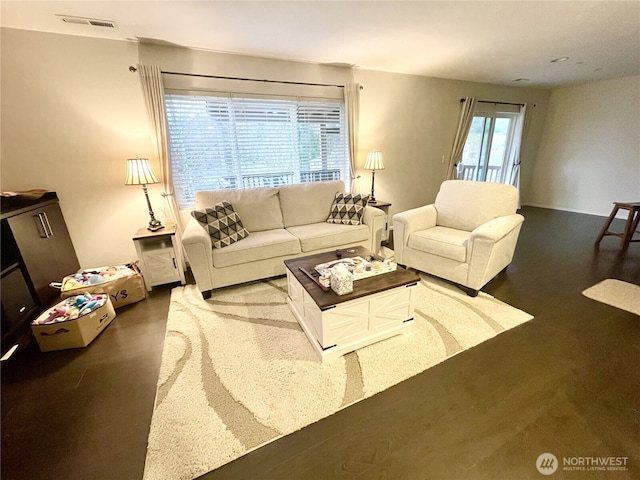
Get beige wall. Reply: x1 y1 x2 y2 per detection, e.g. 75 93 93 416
2 28 554 269
354 69 551 220
1 28 156 268
138 42 353 90
528 75 640 216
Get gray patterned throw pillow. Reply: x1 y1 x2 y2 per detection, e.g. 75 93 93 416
191 201 250 248
326 193 370 226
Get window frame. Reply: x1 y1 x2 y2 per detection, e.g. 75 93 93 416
164 91 351 210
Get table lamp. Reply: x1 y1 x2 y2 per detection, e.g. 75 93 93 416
125 158 164 231
364 149 385 203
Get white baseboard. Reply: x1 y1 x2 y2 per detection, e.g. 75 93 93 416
522 203 629 220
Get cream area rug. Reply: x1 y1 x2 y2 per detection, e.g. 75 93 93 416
143 275 533 480
582 279 640 316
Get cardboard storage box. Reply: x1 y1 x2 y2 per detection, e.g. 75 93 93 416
31 296 116 352
56 263 146 309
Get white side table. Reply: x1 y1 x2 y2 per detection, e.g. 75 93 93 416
368 200 391 243
133 225 186 291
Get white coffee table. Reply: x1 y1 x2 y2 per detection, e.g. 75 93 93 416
284 246 419 362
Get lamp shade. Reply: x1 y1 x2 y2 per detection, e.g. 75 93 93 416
125 158 160 185
364 150 385 171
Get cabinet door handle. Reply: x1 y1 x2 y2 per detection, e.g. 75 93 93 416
36 213 49 238
42 212 54 237
173 257 177 269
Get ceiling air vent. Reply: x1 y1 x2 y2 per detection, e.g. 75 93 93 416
88 20 117 28
56 14 118 29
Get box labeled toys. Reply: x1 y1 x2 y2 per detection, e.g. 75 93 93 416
31 293 116 352
56 263 145 309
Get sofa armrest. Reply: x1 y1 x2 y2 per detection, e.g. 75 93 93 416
182 217 214 293
392 205 438 264
362 205 386 253
470 214 524 243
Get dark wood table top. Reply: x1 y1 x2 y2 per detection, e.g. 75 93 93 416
284 246 420 310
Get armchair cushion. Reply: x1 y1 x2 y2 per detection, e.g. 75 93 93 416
408 226 469 262
435 180 519 231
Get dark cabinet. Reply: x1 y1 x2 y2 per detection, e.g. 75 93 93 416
1 192 80 356
7 202 80 305
1 266 37 339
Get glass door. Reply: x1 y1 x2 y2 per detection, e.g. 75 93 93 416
460 112 517 183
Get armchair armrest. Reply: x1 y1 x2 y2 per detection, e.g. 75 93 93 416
362 205 386 253
182 217 214 292
466 213 524 290
393 205 437 263
393 204 437 237
470 214 524 243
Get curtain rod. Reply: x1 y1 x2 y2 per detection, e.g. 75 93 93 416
460 98 524 107
128 65 361 89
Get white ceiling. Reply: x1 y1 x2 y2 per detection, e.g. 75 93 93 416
2 1 639 88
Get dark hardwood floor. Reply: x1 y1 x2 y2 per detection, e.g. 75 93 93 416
2 207 639 480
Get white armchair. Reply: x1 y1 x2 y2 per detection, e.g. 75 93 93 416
393 180 524 296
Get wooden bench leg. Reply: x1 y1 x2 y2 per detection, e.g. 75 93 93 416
622 208 640 250
595 205 620 245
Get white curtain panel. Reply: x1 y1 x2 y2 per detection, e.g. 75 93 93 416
137 64 184 235
509 103 534 189
446 97 478 180
344 82 360 181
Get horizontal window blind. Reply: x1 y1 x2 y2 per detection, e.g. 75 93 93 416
165 94 350 209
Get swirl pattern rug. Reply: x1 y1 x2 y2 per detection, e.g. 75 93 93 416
143 275 533 480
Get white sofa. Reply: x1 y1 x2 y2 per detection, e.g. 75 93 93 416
393 180 524 296
182 180 386 298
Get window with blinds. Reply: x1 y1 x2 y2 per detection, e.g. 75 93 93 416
164 94 350 209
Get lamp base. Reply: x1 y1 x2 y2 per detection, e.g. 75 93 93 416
369 170 377 204
147 219 164 232
141 184 164 232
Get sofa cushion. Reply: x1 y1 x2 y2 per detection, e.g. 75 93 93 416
287 222 369 252
191 202 250 249
435 180 518 231
211 229 301 268
278 180 344 227
195 187 283 232
326 193 370 226
408 226 469 262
